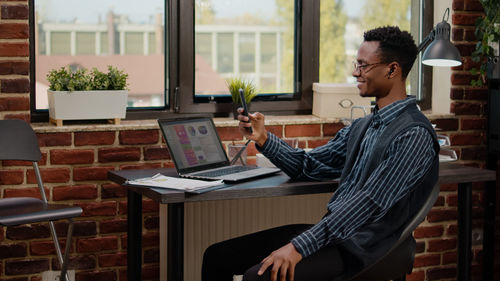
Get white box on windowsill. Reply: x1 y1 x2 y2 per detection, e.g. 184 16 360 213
312 83 372 119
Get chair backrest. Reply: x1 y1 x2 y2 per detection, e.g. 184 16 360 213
351 183 440 280
0 120 42 162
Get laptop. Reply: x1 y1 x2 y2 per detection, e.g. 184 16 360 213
158 117 281 182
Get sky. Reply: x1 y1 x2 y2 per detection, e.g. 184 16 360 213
36 0 365 23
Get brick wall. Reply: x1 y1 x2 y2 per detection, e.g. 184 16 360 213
0 0 498 280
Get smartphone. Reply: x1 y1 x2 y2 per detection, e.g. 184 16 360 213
239 88 253 133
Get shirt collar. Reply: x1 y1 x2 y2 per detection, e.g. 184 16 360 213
372 96 416 126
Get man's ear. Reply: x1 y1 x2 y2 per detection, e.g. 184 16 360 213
387 62 399 78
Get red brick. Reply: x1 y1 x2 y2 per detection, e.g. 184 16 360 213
73 166 114 181
0 169 24 184
98 147 141 163
78 201 116 217
414 225 444 238
430 118 458 131
216 127 243 141
451 102 482 115
53 184 97 201
449 133 482 145
74 131 115 146
4 113 30 122
144 146 171 160
266 125 283 138
451 73 475 85
5 259 49 275
36 132 72 146
0 97 30 111
464 28 477 41
143 199 159 212
426 266 456 280
98 252 127 267
307 139 329 148
143 232 160 247
452 13 483 25
285 124 321 137
427 209 457 222
450 87 464 99
413 253 441 268
142 265 159 280
452 0 465 10
455 43 477 57
0 61 29 75
464 0 484 11
101 183 127 199
76 236 118 252
145 216 159 229
464 88 487 100
75 270 116 281
6 224 50 240
443 251 457 265
245 142 257 156
0 78 30 93
50 149 94 165
3 187 45 199
427 238 457 252
1 4 28 19
462 56 483 71
0 23 28 39
100 218 127 234
144 248 159 263
27 167 70 183
323 122 344 136
119 130 159 145
406 270 425 281
440 183 457 191
2 152 47 167
73 221 97 237
30 240 69 256
461 117 486 130
56 254 96 270
452 27 464 41
0 243 27 259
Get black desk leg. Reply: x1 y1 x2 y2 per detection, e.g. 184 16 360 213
482 181 496 281
458 183 472 281
168 203 184 281
128 190 142 281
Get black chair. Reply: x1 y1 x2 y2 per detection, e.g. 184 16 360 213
0 119 82 281
349 183 440 281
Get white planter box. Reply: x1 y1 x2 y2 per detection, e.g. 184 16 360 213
312 83 372 119
47 90 128 126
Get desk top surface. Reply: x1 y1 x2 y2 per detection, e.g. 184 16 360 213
108 162 496 204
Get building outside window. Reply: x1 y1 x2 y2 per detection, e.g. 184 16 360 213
31 0 429 119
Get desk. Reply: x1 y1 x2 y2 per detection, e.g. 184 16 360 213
108 162 496 281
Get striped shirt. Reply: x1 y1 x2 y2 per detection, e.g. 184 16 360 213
257 96 436 257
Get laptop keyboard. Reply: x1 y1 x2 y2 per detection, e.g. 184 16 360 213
192 166 256 177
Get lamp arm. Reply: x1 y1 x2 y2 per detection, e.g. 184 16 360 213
417 29 435 53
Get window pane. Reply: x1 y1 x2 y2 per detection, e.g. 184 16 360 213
34 0 166 110
319 0 412 83
194 0 295 98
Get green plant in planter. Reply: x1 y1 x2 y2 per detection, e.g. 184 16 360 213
226 77 257 105
47 66 128 91
470 0 500 86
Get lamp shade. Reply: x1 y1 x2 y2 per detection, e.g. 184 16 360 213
422 21 462 67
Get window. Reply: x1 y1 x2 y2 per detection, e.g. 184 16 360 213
30 0 431 120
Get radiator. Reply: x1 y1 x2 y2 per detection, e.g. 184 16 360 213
159 193 333 281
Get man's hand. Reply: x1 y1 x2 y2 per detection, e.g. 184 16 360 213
258 243 303 281
237 108 268 147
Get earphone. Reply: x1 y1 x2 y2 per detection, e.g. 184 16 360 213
388 68 394 75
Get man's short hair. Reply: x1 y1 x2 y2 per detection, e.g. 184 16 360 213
364 26 418 78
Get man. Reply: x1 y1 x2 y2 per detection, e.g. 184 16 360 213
202 26 440 281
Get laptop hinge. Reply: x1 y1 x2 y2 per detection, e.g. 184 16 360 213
174 87 180 113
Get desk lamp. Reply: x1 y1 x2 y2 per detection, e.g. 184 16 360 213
418 8 462 67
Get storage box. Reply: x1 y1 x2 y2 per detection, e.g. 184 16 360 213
312 83 372 119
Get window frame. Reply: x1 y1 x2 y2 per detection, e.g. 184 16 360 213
29 0 431 121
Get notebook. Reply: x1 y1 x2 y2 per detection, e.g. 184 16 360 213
157 117 281 182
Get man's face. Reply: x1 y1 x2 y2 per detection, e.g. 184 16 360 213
352 41 391 98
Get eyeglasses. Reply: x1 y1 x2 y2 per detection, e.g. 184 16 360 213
352 61 385 73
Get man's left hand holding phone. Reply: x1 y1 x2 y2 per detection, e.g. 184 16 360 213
237 88 268 147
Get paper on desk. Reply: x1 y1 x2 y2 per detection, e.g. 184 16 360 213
126 173 224 192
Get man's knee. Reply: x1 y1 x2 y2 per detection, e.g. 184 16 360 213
242 264 265 281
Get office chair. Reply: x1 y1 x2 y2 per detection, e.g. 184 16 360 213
349 183 440 281
0 119 82 281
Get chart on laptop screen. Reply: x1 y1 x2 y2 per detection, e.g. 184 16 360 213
164 120 226 169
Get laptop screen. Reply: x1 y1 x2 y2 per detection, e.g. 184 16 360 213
158 118 229 172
